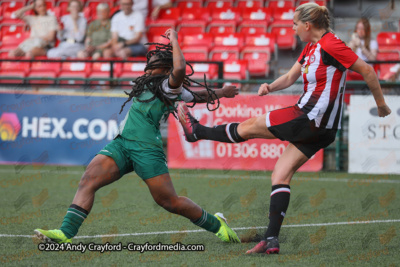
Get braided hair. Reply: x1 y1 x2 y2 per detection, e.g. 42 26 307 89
119 40 220 116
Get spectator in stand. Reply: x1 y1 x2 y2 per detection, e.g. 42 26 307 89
347 18 378 80
8 0 58 58
133 0 173 19
77 3 112 59
110 0 147 59
47 0 87 58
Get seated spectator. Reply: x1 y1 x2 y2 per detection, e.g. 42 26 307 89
77 3 112 59
133 0 172 19
347 18 378 80
47 0 87 58
110 0 147 59
8 0 58 58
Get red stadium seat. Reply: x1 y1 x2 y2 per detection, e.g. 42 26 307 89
265 0 294 8
89 61 122 85
376 32 400 51
223 60 247 80
181 7 210 21
245 33 276 53
182 47 209 61
205 0 233 9
58 62 91 85
236 0 264 8
270 26 296 50
186 63 218 80
241 7 272 23
297 0 326 6
270 7 295 24
0 59 30 74
30 59 61 83
207 21 236 35
157 7 181 20
0 24 25 37
214 33 245 48
211 7 241 23
86 0 114 13
238 21 269 35
0 32 30 50
240 47 271 76
209 46 240 61
147 20 177 37
118 62 147 85
27 71 58 85
1 0 25 23
376 51 400 80
239 8 272 35
176 0 204 9
177 20 207 35
0 70 26 84
181 33 213 50
47 7 62 20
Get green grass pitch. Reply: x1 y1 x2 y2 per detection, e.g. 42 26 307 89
0 165 399 266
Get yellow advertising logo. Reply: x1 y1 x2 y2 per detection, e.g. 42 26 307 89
0 113 21 141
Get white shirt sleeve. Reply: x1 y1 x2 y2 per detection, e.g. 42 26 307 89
161 79 194 103
370 39 378 51
110 15 118 33
181 88 194 103
133 12 145 33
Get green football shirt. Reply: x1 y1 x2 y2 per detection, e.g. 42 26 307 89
118 79 193 146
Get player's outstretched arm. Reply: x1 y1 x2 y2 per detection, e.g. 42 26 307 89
165 29 186 89
258 61 302 96
349 58 391 117
190 85 239 103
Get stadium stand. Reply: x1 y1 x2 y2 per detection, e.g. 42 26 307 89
1 0 399 84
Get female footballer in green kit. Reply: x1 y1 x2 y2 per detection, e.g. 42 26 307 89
34 29 240 244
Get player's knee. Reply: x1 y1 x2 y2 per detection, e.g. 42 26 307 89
238 118 257 139
78 171 100 191
271 169 293 185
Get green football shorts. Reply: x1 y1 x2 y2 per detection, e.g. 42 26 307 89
97 135 169 180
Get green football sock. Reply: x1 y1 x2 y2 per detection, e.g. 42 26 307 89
191 209 221 233
60 204 88 239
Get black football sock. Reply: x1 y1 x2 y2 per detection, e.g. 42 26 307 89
195 123 246 143
265 184 291 239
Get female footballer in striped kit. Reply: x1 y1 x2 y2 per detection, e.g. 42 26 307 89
178 3 391 254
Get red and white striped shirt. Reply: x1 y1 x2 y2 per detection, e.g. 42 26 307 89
297 32 358 129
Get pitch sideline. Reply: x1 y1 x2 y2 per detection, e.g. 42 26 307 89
0 219 399 239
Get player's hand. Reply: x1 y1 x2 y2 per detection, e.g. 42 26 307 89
258 83 271 96
377 104 391 117
165 28 178 43
222 85 239 98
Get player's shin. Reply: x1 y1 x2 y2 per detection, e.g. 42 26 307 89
197 123 246 143
60 204 89 239
265 185 291 239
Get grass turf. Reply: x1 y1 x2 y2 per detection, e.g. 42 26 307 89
0 165 399 266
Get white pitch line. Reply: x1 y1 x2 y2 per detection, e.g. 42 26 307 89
1 219 399 239
0 169 399 184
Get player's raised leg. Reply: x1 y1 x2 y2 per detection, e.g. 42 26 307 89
35 154 121 243
178 102 276 143
145 173 240 243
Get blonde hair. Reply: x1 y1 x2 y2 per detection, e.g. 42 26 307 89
295 3 331 32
